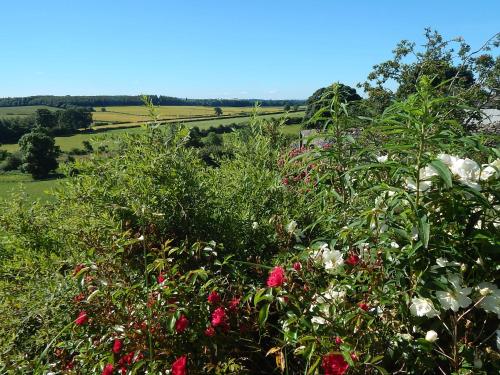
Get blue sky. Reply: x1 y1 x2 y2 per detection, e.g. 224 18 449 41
0 0 498 99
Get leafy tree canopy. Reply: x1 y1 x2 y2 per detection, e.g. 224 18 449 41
18 126 60 179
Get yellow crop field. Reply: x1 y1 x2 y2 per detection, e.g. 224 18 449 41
92 106 286 124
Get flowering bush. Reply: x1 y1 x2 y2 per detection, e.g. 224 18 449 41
0 78 498 374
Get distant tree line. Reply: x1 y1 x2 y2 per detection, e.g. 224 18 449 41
0 95 305 108
0 108 92 144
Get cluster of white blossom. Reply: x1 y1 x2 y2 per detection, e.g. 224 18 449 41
311 243 344 274
405 154 499 192
309 284 346 326
410 268 499 319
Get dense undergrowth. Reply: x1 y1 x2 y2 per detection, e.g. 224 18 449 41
0 79 499 374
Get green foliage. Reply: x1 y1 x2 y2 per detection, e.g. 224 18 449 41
214 107 223 117
1 77 499 374
18 127 60 179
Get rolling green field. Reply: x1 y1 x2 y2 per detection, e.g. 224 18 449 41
0 105 59 118
0 172 63 201
0 111 304 201
1 112 304 153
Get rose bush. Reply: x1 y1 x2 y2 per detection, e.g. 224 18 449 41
0 78 498 374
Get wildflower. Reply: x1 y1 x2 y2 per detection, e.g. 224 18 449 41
157 273 165 284
75 311 88 326
252 221 259 230
346 253 360 266
293 262 302 271
358 302 369 311
228 297 240 311
350 353 358 361
390 241 399 249
409 297 439 318
112 339 123 354
102 364 114 375
436 274 472 312
207 291 221 304
286 220 298 234
335 336 343 345
267 266 285 287
477 282 500 318
376 155 388 163
211 307 227 327
204 326 216 337
425 330 438 342
172 355 187 375
321 353 349 375
175 314 189 334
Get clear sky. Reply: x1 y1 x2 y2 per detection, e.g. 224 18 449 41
0 0 498 99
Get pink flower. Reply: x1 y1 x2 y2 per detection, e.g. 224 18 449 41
211 307 227 327
207 291 221 304
335 336 343 345
175 314 189 333
350 352 358 361
321 353 349 375
266 266 285 288
157 273 166 284
293 262 302 271
75 311 88 326
358 302 369 311
102 364 114 375
204 326 216 337
228 297 240 311
172 355 187 375
346 253 360 266
112 339 123 354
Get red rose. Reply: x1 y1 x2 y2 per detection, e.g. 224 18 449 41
120 367 127 375
335 336 343 345
321 353 349 375
358 302 369 311
207 291 221 304
157 273 165 284
228 297 240 311
346 253 360 266
172 355 187 375
211 307 227 327
204 326 215 337
102 364 114 375
75 311 88 326
175 314 189 333
112 339 123 354
293 262 302 271
266 266 285 288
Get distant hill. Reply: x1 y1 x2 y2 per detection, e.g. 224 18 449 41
0 95 305 108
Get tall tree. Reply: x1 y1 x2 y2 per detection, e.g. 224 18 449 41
361 28 500 121
304 83 361 128
214 107 223 116
18 127 60 179
35 108 57 129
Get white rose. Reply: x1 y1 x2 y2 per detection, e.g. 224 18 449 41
450 158 480 182
436 274 472 312
409 297 439 318
425 330 438 342
437 153 458 167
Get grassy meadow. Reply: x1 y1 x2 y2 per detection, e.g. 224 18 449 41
0 105 59 118
0 172 63 201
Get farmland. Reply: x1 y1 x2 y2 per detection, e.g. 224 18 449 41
0 111 304 153
0 105 59 118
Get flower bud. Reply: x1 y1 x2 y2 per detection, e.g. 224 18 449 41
425 330 438 342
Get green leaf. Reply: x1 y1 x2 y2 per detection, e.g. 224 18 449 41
429 159 452 188
258 303 270 327
419 215 430 249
